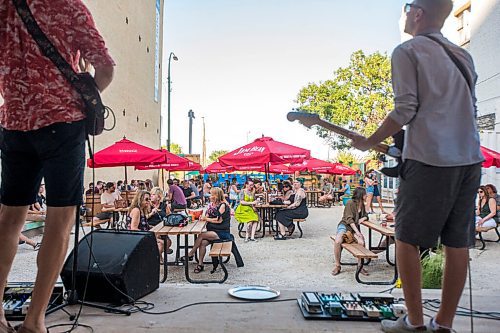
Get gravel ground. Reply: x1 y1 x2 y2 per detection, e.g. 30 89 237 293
9 206 500 295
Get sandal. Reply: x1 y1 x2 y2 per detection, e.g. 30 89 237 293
274 233 287 240
331 266 341 276
166 248 173 255
359 268 370 276
194 264 204 273
288 224 295 236
180 255 194 262
33 242 41 251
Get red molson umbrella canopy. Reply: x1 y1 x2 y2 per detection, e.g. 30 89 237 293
290 158 356 175
87 138 165 168
481 146 500 168
218 137 310 167
205 161 233 174
135 149 199 171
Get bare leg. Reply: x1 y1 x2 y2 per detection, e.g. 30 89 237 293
19 233 37 248
0 205 29 327
332 232 344 274
245 223 251 241
396 239 424 326
277 221 287 236
376 196 387 213
365 193 374 213
250 221 258 239
188 234 206 256
435 246 469 328
197 232 219 265
23 206 76 332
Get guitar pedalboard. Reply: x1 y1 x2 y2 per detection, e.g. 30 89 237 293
298 291 406 322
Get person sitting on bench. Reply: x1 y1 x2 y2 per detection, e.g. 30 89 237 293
332 187 369 276
181 187 231 273
167 179 187 211
475 185 497 230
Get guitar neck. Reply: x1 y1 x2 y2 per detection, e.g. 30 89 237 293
315 119 390 155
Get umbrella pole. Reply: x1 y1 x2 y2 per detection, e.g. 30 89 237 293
124 164 129 204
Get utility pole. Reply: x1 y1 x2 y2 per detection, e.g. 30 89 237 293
167 52 178 151
188 109 195 154
202 117 206 167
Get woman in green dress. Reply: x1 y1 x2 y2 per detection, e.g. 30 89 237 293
234 180 260 242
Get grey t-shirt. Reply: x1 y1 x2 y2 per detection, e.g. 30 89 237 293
388 33 483 167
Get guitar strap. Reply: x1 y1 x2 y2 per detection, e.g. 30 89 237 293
423 34 474 94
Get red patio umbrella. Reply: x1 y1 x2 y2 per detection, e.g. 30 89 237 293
135 149 198 171
481 146 500 168
328 163 356 175
218 137 310 166
204 161 234 174
290 157 338 173
87 138 166 196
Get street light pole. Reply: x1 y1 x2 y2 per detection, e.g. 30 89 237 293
167 52 178 151
188 109 195 154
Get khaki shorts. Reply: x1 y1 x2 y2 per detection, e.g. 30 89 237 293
395 159 481 248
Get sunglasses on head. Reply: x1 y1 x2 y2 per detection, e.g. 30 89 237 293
478 190 484 193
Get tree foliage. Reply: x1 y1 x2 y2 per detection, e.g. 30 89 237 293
296 50 393 150
335 150 363 166
169 143 183 154
209 150 229 163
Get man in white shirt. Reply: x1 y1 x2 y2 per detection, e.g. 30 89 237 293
352 1 482 332
86 182 120 227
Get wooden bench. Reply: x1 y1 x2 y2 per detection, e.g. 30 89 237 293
476 224 500 250
206 241 233 283
330 236 396 285
292 219 306 238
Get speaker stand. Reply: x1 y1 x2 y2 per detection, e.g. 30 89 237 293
47 207 131 317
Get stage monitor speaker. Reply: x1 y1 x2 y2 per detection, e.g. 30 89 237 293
61 229 159 304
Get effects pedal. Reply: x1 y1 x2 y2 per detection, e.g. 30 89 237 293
343 301 364 317
301 292 322 314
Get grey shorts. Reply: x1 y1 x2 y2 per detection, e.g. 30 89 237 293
395 159 481 249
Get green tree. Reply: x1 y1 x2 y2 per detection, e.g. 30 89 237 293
169 143 183 154
209 150 228 163
335 150 363 166
296 50 393 150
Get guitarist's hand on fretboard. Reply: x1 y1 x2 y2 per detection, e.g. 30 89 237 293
350 133 373 152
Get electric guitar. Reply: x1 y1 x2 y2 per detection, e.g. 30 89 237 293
287 111 403 177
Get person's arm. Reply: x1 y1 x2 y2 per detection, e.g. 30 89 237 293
287 190 305 209
187 191 196 200
129 208 140 231
351 47 417 151
476 199 481 216
94 65 114 92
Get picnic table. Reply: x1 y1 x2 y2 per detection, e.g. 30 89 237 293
253 203 288 237
360 219 398 285
305 190 322 208
151 220 207 283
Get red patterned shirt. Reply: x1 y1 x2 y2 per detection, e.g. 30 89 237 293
0 0 115 131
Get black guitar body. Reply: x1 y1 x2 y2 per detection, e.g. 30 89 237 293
379 130 404 178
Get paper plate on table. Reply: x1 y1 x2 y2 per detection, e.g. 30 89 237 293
228 285 280 300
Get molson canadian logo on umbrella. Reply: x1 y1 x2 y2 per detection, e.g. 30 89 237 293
218 137 310 167
290 157 356 175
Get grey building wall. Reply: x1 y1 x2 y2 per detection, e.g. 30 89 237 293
83 0 164 186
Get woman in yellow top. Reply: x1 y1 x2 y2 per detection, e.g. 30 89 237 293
234 180 260 242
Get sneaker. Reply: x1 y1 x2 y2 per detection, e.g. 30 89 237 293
244 238 250 243
427 318 457 333
249 238 258 242
381 316 429 333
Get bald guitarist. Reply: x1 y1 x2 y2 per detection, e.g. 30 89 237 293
351 1 483 332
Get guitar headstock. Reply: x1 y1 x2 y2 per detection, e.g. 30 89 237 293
286 111 320 129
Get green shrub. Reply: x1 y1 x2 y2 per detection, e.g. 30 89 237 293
421 250 444 289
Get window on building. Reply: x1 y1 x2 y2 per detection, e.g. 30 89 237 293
455 1 471 47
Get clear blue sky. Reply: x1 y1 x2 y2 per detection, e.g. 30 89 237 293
162 1 404 161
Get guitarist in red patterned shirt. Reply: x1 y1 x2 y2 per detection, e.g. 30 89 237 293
0 1 114 332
